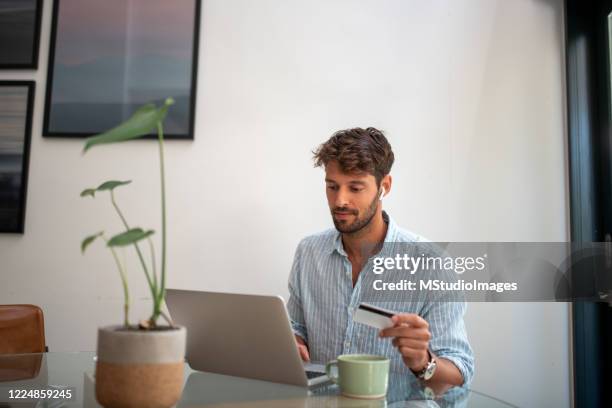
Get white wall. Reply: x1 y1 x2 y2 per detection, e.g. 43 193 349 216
0 1 569 407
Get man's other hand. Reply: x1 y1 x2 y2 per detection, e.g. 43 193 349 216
295 335 310 362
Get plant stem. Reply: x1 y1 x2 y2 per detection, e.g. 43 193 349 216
110 190 157 298
153 121 167 323
147 236 157 290
160 309 175 328
105 237 130 327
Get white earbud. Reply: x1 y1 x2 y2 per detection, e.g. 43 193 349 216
379 187 386 201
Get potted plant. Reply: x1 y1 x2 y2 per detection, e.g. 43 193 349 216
80 98 186 408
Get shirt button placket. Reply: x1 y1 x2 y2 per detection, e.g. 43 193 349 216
342 256 353 354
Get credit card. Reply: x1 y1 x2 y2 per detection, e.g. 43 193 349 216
352 303 395 330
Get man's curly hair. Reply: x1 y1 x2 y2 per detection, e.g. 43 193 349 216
312 127 394 185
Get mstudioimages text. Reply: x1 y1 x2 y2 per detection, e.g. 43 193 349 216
372 279 519 293
372 253 487 275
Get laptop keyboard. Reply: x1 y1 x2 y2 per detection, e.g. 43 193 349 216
305 370 326 379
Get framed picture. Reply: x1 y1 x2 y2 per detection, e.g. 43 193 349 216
0 81 34 233
0 0 43 69
43 0 200 139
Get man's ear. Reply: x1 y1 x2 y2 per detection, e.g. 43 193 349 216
380 175 392 199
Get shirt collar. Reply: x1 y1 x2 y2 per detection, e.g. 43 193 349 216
330 211 399 256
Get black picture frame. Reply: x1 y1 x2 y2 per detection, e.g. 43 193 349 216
565 1 612 406
0 0 44 69
0 81 34 234
43 0 200 139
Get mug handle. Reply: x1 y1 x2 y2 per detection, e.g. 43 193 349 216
325 360 339 383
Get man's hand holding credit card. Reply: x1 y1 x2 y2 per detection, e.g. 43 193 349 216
353 303 436 379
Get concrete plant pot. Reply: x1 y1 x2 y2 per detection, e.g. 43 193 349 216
95 325 186 408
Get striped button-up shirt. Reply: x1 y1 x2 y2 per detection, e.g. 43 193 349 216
287 212 474 385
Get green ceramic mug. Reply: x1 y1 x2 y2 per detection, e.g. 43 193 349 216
325 354 390 399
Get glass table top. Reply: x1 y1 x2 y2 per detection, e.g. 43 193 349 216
0 352 514 407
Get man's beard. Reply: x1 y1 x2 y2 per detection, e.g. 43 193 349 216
331 192 379 234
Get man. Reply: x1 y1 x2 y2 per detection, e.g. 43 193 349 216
287 127 474 386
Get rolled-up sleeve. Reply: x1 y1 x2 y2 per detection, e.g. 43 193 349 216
287 240 308 343
424 300 475 386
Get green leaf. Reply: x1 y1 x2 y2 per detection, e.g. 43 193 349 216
80 188 96 198
108 228 155 247
97 180 132 191
81 231 104 253
83 98 175 153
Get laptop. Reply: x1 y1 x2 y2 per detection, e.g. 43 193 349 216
165 289 330 388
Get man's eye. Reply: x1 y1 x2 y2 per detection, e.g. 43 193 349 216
350 187 363 193
327 185 338 191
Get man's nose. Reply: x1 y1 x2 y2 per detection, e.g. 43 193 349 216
334 189 350 208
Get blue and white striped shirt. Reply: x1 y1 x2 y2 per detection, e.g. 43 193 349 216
287 212 474 385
